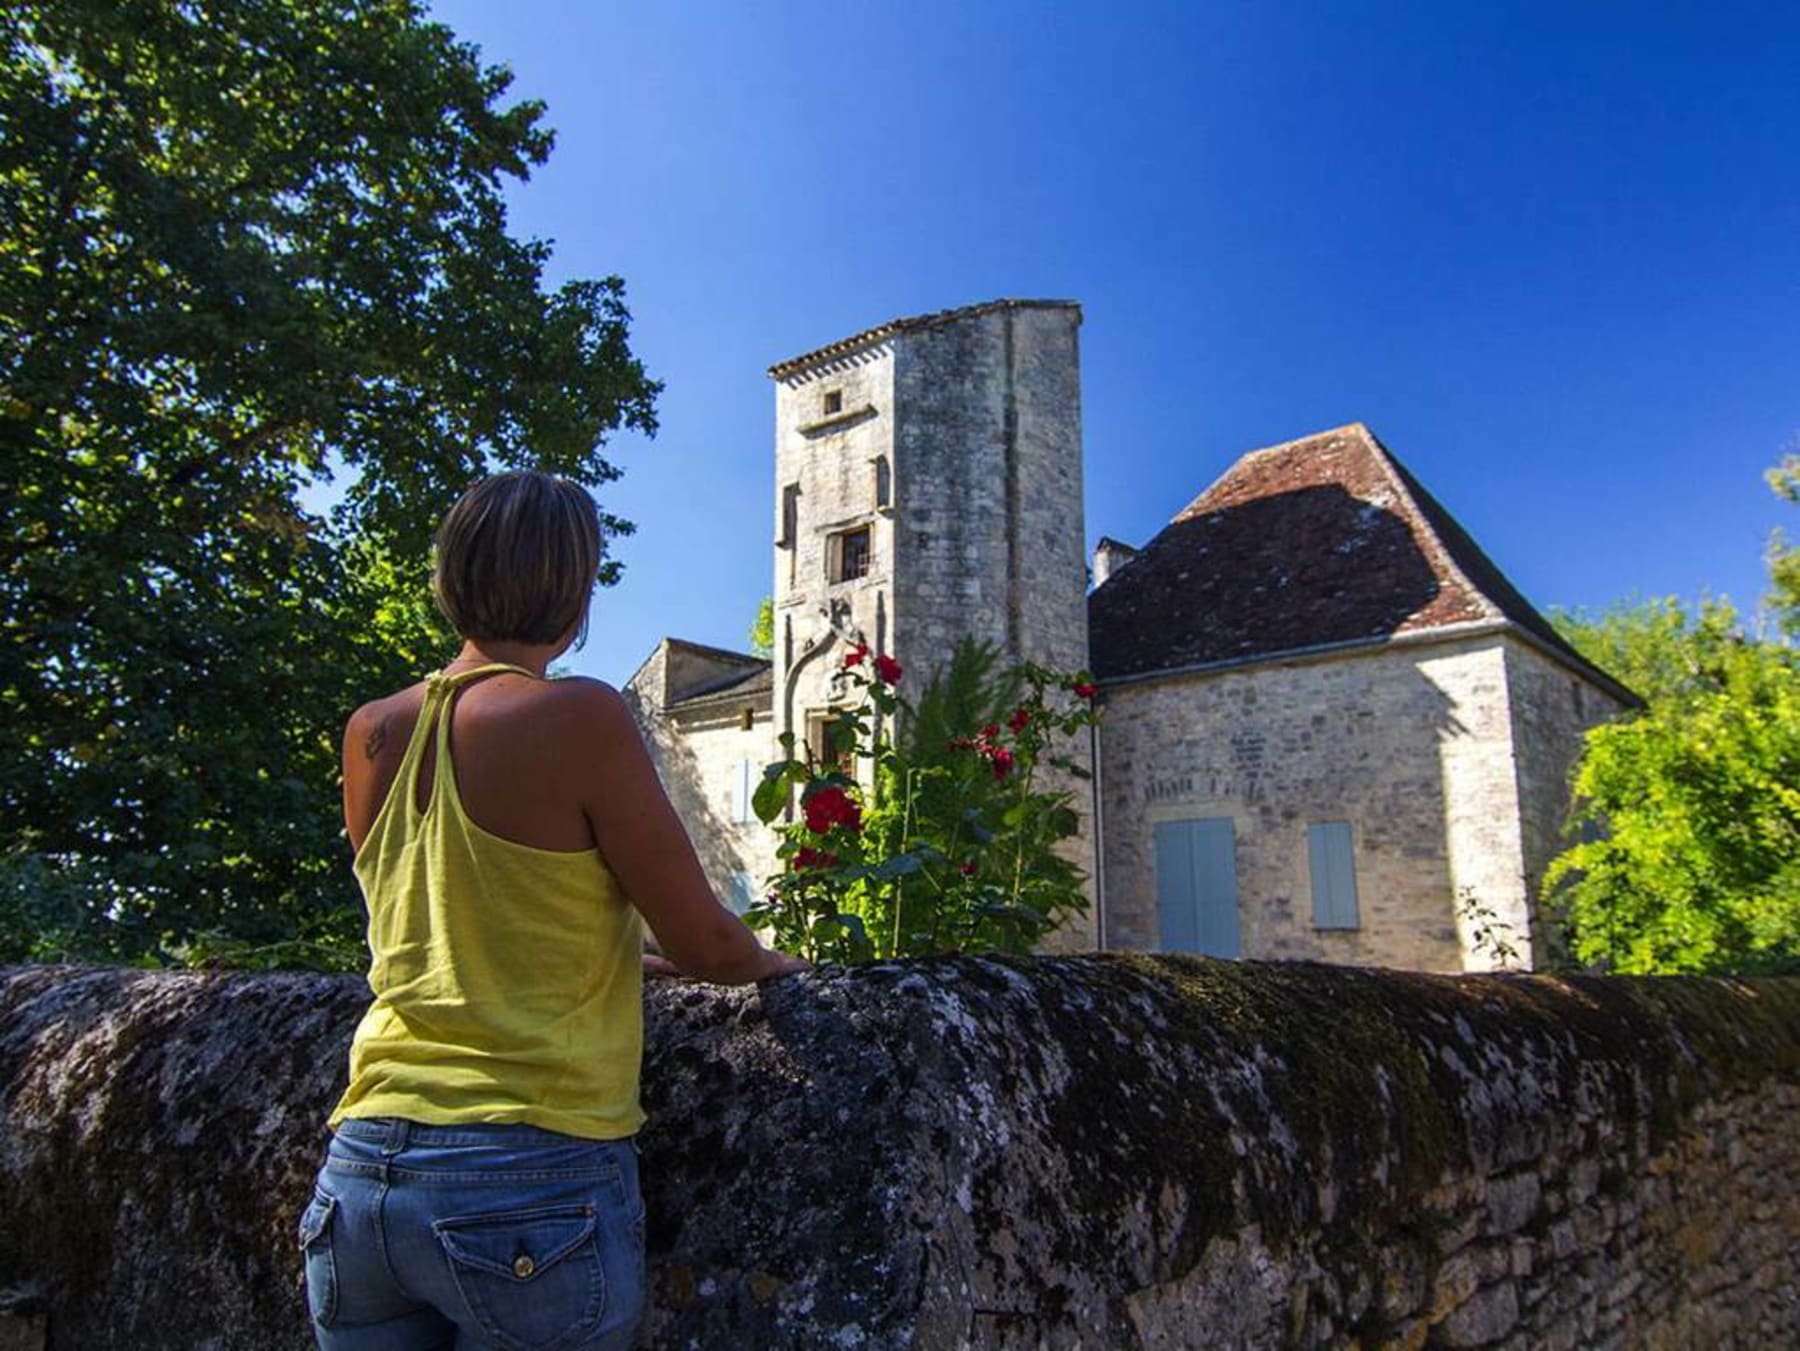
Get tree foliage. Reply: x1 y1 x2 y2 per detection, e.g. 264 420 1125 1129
0 0 658 965
1766 450 1800 637
1547 593 1800 974
747 596 773 659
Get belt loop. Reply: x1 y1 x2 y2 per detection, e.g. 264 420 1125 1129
381 1117 409 1157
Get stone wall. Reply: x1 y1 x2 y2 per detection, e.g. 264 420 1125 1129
890 304 1096 940
3 959 1796 1349
1502 634 1631 955
623 646 779 911
1098 638 1488 968
1094 632 1629 972
771 340 897 773
767 303 1097 939
889 303 1087 678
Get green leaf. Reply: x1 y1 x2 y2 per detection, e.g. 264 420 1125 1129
874 853 924 880
752 774 789 825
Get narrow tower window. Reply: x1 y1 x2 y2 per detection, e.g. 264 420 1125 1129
809 711 855 771
779 483 799 547
823 389 844 416
873 455 891 510
831 527 872 582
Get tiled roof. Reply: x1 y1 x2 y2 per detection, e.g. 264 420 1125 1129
1088 423 1632 698
663 638 765 668
667 660 773 711
767 299 1081 380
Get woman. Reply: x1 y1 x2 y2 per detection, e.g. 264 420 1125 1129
300 471 805 1349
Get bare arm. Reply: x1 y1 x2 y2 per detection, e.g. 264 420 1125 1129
574 682 805 984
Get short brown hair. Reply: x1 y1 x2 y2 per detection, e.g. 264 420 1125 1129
432 471 601 645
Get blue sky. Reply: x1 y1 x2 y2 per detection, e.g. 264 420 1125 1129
423 1 1800 687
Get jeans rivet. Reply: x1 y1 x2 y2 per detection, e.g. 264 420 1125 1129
512 1255 536 1278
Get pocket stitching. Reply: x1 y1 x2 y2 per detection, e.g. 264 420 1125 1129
297 1190 339 1328
435 1206 607 1351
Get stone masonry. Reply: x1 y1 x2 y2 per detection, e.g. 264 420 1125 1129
1098 630 1620 971
3 960 1797 1348
624 640 779 907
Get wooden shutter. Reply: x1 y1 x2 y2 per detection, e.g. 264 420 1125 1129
736 759 755 824
1155 817 1241 957
1308 822 1360 929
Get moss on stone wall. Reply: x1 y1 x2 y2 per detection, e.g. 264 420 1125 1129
2 957 1797 1348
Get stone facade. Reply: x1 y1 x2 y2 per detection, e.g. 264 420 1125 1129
1097 629 1624 972
636 302 1097 935
1505 634 1620 935
768 301 1089 745
633 301 1635 972
623 640 779 909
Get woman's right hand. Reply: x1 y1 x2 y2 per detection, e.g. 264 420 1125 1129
755 949 811 981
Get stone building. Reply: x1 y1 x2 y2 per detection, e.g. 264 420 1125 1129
625 300 1635 971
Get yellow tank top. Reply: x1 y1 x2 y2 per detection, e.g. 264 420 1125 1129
329 664 644 1140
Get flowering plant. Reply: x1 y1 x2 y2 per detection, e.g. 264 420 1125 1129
746 639 1101 963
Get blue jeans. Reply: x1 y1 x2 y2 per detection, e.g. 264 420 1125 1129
300 1118 645 1350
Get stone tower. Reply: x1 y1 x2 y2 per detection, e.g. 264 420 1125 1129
766 300 1096 933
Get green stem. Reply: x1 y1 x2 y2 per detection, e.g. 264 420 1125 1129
892 767 918 957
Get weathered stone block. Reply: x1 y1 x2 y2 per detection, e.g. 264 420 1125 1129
1485 1173 1541 1236
1 960 1797 1349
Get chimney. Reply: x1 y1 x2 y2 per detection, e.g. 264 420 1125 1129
1092 537 1139 588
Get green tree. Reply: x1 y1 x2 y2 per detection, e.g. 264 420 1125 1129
748 596 773 659
1547 597 1800 974
1766 448 1800 636
0 1 658 966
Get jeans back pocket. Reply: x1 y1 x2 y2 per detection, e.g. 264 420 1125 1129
297 1189 339 1328
434 1203 605 1351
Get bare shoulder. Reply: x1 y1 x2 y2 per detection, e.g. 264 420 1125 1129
344 684 426 764
537 676 640 745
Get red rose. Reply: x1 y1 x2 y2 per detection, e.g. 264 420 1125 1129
980 723 1000 742
989 748 1015 780
873 654 903 685
843 644 868 669
1007 706 1031 734
1072 681 1100 700
803 785 862 834
793 847 839 870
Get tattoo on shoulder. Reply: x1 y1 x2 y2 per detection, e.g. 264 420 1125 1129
363 717 389 761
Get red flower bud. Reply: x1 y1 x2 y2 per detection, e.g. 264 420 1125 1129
980 723 1000 743
960 860 979 876
1072 681 1100 700
843 644 868 669
990 748 1015 780
793 847 839 870
873 654 903 685
1007 706 1031 734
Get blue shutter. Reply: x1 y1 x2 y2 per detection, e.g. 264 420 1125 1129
1308 822 1359 929
1156 817 1241 957
1155 821 1199 953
